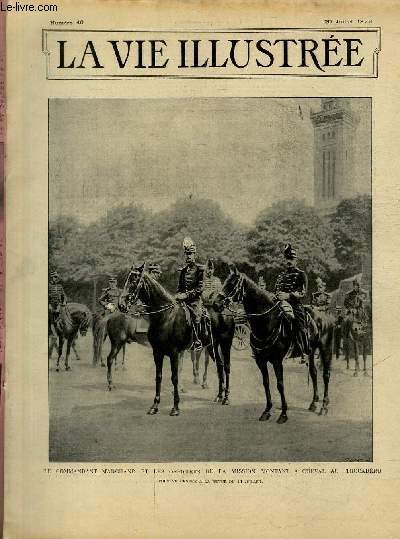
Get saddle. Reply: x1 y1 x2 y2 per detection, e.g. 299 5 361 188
277 301 315 358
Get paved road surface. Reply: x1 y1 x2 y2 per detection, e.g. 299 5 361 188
49 335 372 462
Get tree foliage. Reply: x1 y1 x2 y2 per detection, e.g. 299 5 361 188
49 195 371 297
331 195 372 277
247 199 340 289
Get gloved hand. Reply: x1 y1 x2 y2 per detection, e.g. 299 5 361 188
175 292 187 301
276 291 290 301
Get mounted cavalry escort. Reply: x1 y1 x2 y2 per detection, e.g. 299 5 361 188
98 276 121 314
311 277 332 312
48 270 91 371
213 244 335 423
342 279 371 376
190 258 234 399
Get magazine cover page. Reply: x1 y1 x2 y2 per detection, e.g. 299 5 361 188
4 1 400 537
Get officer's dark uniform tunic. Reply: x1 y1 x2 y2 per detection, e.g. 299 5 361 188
312 290 331 310
49 283 66 308
275 265 309 352
177 264 204 322
343 288 368 322
99 285 121 313
49 282 66 329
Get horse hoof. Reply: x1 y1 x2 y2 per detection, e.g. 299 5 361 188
180 387 186 393
122 366 127 371
214 396 223 403
101 364 106 368
222 397 230 405
147 407 158 415
353 371 359 377
259 411 271 421
277 414 288 424
363 371 369 377
56 367 59 372
202 383 208 389
318 407 328 416
75 357 81 361
65 366 71 371
308 403 317 412
169 408 180 417
193 377 199 385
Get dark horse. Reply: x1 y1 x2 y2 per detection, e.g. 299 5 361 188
196 291 235 403
342 312 371 376
92 311 149 369
213 266 335 422
49 303 91 371
118 264 234 415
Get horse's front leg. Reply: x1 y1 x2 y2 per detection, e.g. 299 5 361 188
202 347 210 389
308 348 320 412
65 338 73 371
191 349 200 384
107 342 122 390
318 347 332 416
72 339 80 361
353 340 360 377
363 340 368 375
344 337 350 370
148 350 163 415
170 353 180 416
272 359 288 424
221 342 231 405
256 356 273 421
56 335 64 372
122 343 127 371
213 346 224 403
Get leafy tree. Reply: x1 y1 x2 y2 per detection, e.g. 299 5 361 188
247 199 340 291
331 195 372 277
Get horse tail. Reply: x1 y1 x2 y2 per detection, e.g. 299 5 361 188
93 314 107 365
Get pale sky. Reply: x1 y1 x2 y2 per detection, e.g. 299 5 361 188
49 97 371 225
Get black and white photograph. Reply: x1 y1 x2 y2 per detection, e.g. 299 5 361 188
48 97 372 462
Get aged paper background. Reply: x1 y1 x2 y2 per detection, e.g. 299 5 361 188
4 1 400 537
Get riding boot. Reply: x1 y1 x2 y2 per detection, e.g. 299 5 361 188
193 322 202 352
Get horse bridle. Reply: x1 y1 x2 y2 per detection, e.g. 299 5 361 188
122 269 175 315
220 273 245 307
220 273 278 319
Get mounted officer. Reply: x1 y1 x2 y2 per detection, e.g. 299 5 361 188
48 270 67 333
275 243 310 355
344 279 368 323
176 237 204 351
98 276 121 315
311 277 331 311
202 258 222 307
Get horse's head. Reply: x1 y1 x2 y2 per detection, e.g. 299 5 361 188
213 264 244 312
119 263 146 313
